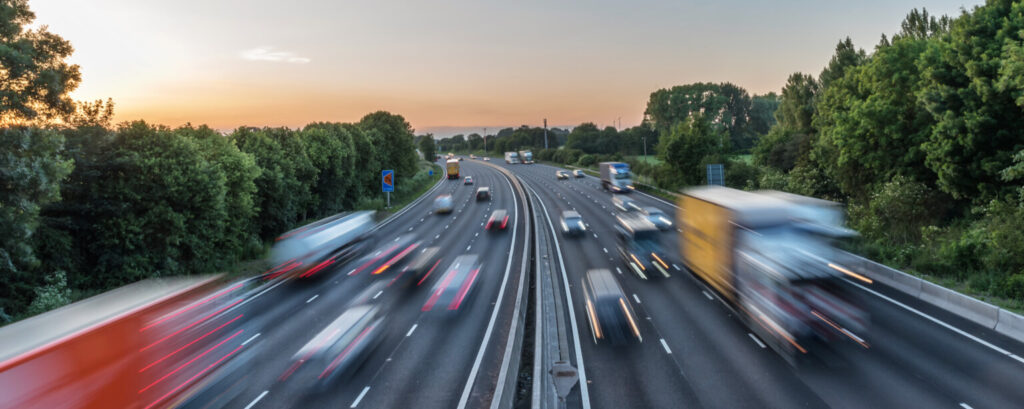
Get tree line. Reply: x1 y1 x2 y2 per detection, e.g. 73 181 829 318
0 0 421 321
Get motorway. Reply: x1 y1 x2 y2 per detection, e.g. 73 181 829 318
503 160 1024 409
220 159 530 409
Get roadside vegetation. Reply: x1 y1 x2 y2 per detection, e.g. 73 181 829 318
0 1 421 322
436 2 1024 307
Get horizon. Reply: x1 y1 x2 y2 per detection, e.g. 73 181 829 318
29 0 977 137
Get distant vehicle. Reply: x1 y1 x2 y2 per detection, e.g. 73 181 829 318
573 169 585 178
518 150 533 164
0 276 252 409
422 255 482 312
642 207 673 230
357 234 420 276
560 210 586 236
470 154 476 159
397 246 442 289
504 151 520 164
614 214 670 279
447 159 460 179
270 211 376 279
486 209 510 231
599 162 633 193
678 186 867 364
433 194 454 214
464 176 474 185
447 152 455 159
483 157 490 161
556 171 570 180
459 157 464 161
476 187 491 201
284 296 386 386
582 269 642 345
612 195 640 212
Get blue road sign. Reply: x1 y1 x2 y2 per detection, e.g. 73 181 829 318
706 164 724 186
382 170 394 192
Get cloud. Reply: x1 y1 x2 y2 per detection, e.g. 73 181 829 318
240 47 310 64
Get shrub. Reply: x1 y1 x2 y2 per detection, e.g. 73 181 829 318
26 271 72 316
577 154 596 167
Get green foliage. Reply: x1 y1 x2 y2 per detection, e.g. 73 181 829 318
0 0 81 125
817 37 867 90
657 115 723 187
751 127 811 172
918 0 1024 203
848 175 948 244
645 82 753 151
419 134 437 162
747 93 780 136
774 73 819 134
232 127 315 240
577 154 596 167
0 127 73 315
26 270 71 316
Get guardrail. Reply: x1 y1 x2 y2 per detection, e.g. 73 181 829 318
839 251 1024 342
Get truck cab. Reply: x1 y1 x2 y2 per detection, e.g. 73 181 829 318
599 162 633 193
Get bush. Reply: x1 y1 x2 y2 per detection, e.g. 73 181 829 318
848 175 946 245
577 154 596 167
26 271 72 316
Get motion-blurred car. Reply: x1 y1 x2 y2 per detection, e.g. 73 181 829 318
582 269 642 345
422 255 482 312
573 169 585 178
486 209 510 231
396 246 442 288
556 171 570 180
560 210 586 236
470 154 476 159
476 187 491 201
357 234 420 276
269 211 375 279
459 157 464 161
433 194 454 214
612 195 640 212
614 215 670 279
282 297 386 387
483 157 490 161
642 207 673 230
464 176 474 185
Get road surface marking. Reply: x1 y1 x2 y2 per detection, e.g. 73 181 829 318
373 290 383 300
375 251 382 256
1012 354 1024 365
633 294 641 304
406 324 418 337
475 232 479 237
616 267 623 275
306 294 318 303
435 234 440 239
603 248 608 253
242 333 261 346
445 225 450 229
408 227 414 231
748 333 766 349
702 291 713 300
960 404 973 409
846 280 1019 361
672 264 681 271
660 339 672 354
466 245 472 251
244 391 268 409
350 386 370 408
420 218 425 222
394 237 400 242
593 233 598 238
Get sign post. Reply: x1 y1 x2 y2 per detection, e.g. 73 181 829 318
382 170 394 208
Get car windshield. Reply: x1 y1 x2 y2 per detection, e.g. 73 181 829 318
566 217 581 224
614 172 630 180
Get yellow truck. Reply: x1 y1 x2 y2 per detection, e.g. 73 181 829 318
446 159 460 179
677 186 868 363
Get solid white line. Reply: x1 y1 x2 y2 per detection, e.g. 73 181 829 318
633 294 641 304
372 290 383 300
406 324 418 337
1011 354 1024 365
846 279 1018 358
242 333 261 346
959 404 973 409
660 338 672 354
524 182 591 409
457 171 521 409
748 333 766 349
306 294 318 303
702 291 713 300
616 267 623 275
244 391 268 409
350 386 370 408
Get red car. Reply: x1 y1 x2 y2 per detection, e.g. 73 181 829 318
486 209 509 231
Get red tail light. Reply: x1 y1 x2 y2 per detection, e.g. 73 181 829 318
486 219 493 230
501 216 509 229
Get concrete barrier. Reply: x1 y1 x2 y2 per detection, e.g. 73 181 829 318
996 309 1024 341
918 280 1000 329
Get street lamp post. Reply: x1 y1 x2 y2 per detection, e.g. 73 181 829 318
643 136 647 161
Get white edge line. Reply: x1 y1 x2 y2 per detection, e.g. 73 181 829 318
525 182 592 409
845 279 1015 357
350 386 370 408
748 333 766 349
456 169 521 409
244 390 268 409
702 291 713 300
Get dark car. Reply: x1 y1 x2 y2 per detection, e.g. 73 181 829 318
282 297 386 387
486 209 509 231
642 207 673 230
396 246 442 289
582 269 642 345
560 210 586 236
476 187 491 201
614 215 670 279
422 255 482 312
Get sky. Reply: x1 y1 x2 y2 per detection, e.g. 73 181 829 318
29 0 979 137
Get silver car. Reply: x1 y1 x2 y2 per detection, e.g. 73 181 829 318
612 196 640 212
433 194 454 214
642 207 673 230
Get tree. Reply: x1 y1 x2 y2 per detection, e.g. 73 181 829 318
775 73 819 133
657 115 723 186
918 0 1024 202
358 111 418 179
747 93 780 136
0 127 73 317
645 82 752 150
818 37 867 90
0 0 82 125
419 133 437 162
